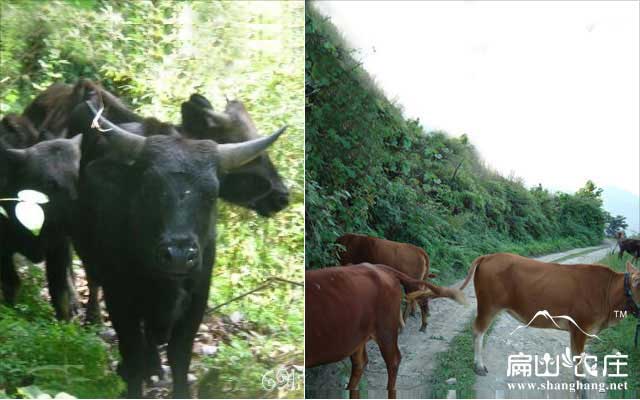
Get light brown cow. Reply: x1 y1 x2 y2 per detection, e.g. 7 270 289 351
459 253 640 380
306 263 466 398
337 233 436 332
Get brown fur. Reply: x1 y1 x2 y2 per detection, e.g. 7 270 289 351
337 233 436 331
461 253 640 377
306 263 465 398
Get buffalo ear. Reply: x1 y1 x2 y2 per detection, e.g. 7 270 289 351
626 261 639 274
68 134 83 149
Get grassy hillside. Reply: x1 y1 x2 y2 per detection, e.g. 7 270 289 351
305 4 606 283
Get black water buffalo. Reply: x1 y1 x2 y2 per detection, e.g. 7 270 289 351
24 80 290 215
68 100 286 397
21 80 291 326
0 114 40 148
0 135 82 320
180 94 290 216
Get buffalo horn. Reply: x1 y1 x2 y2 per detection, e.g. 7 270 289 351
217 125 287 171
85 101 145 161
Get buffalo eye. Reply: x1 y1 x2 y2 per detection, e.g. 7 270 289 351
179 189 191 201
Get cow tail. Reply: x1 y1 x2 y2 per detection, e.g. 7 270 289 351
374 264 429 294
414 280 469 306
459 255 485 291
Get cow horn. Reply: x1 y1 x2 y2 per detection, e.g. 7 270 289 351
4 148 27 163
85 101 145 161
217 125 287 172
203 109 233 126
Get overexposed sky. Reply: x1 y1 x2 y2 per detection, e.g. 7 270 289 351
315 1 640 196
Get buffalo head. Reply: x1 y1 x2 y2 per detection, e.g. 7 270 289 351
0 135 82 207
180 94 289 217
79 100 284 279
0 114 40 149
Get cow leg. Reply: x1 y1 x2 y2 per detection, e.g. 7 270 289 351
143 327 164 382
85 273 102 324
472 306 497 376
398 308 405 332
109 308 145 397
0 252 19 305
167 288 208 398
45 238 73 321
376 333 401 394
418 298 429 332
347 343 368 391
66 264 80 316
570 329 588 399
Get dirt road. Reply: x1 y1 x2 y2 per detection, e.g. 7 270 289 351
305 243 613 398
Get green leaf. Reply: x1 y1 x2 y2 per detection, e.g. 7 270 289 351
18 190 49 204
17 386 52 399
15 201 45 234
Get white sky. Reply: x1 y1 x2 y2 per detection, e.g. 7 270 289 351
314 1 640 197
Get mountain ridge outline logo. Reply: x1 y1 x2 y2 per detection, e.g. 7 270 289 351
509 310 600 340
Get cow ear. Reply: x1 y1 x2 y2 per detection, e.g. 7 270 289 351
202 109 233 128
68 134 83 150
626 261 639 274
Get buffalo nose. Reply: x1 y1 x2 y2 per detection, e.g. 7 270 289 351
157 241 199 274
272 189 289 209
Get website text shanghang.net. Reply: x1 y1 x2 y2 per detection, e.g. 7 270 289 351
506 380 629 393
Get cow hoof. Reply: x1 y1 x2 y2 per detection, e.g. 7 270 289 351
419 326 427 333
474 365 488 376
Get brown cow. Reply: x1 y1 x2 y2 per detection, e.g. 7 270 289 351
306 263 466 398
337 233 436 332
459 253 640 381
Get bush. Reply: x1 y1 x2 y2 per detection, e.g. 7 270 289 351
0 266 122 398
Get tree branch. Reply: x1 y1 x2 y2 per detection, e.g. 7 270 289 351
209 276 303 312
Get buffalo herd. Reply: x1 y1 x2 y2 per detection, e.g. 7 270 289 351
0 79 290 398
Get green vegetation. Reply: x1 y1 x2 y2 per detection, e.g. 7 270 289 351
0 264 123 398
589 253 640 398
605 213 629 238
429 326 477 399
305 5 607 284
1 1 303 398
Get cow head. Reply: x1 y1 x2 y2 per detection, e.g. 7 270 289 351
0 114 40 149
627 261 640 297
0 135 82 208
180 94 290 217
81 101 285 279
